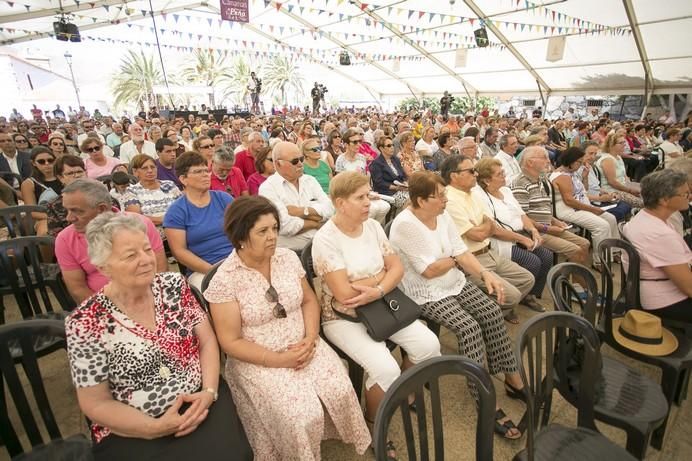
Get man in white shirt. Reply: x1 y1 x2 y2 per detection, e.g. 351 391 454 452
259 141 334 251
118 123 157 164
495 134 522 184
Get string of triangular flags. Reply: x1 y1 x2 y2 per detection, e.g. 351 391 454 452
78 34 426 65
260 0 632 37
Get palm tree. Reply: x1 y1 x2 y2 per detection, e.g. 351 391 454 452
180 49 231 107
262 55 305 106
111 50 163 112
218 56 253 106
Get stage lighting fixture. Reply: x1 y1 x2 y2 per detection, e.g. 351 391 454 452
473 27 489 47
53 15 81 42
339 51 351 66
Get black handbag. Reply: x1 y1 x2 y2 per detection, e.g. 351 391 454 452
332 287 421 342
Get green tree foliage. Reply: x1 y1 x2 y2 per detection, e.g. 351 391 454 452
180 49 231 107
397 95 496 115
219 56 254 106
261 56 305 106
110 50 164 111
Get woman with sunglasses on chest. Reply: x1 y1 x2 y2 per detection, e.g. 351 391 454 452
20 146 62 235
205 196 370 460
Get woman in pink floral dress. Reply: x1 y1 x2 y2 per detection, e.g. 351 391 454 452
204 196 370 460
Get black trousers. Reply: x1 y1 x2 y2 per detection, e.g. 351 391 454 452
623 155 659 182
93 381 253 461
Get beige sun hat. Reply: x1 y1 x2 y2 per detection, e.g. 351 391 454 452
612 310 678 357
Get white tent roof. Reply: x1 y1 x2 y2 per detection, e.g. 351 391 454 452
0 0 690 100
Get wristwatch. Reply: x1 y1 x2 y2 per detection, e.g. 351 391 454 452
203 387 218 402
303 207 309 216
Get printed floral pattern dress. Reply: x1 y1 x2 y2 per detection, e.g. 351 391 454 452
204 247 371 461
65 272 205 443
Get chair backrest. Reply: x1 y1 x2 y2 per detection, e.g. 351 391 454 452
598 238 640 326
548 263 601 326
515 312 601 461
200 261 223 295
373 355 495 461
300 241 316 290
0 236 70 319
0 205 47 238
541 178 557 216
0 319 68 457
383 220 393 238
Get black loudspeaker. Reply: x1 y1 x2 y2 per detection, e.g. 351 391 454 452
53 20 81 42
473 27 489 47
339 51 351 66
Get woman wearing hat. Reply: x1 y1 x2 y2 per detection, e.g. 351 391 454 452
622 169 692 323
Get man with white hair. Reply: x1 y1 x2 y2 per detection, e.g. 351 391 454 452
457 136 479 159
259 141 333 251
234 130 265 180
55 178 166 303
118 124 157 164
496 134 522 184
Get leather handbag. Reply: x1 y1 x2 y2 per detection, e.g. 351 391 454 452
333 287 421 342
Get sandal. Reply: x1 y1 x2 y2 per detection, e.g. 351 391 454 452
504 381 527 402
494 409 522 440
385 440 398 460
504 309 520 324
521 295 545 312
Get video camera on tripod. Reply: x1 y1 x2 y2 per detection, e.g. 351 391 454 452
317 84 328 97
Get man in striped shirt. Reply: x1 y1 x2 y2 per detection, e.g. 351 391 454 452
510 146 589 264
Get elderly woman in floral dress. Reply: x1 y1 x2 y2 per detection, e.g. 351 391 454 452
204 196 370 460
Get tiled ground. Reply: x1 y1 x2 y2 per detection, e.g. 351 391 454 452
1 267 690 461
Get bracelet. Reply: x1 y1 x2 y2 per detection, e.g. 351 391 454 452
203 387 218 402
375 284 385 298
261 350 268 367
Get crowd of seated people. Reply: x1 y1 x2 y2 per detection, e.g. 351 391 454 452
1 104 691 460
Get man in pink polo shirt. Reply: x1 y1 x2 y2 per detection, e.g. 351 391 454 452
55 178 167 304
209 147 249 198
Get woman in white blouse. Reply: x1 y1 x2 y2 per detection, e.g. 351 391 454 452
473 158 553 305
389 171 525 440
312 171 440 458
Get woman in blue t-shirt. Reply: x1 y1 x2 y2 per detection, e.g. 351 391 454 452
164 152 233 290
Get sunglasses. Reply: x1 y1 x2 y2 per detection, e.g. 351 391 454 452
307 147 322 153
283 156 305 166
348 139 363 144
14 139 28 144
35 158 55 165
383 143 393 148
199 144 214 149
453 167 477 175
84 146 101 153
265 285 287 318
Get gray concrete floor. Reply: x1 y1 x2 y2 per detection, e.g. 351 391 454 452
1 264 690 461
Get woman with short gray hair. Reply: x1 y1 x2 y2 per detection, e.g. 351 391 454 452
65 211 252 460
622 169 692 322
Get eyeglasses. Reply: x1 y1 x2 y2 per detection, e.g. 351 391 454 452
199 144 214 149
283 156 305 166
35 158 55 165
62 169 85 177
265 285 287 318
307 147 322 153
453 167 476 175
14 139 28 144
84 146 101 153
348 139 363 145
188 168 210 175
